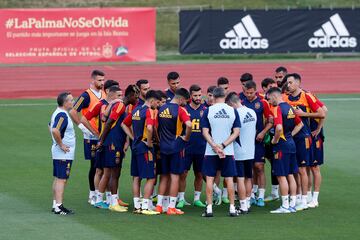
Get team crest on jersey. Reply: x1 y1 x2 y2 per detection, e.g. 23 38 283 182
132 110 141 120
159 108 172 118
255 102 261 109
287 108 295 119
66 163 71 176
115 151 121 164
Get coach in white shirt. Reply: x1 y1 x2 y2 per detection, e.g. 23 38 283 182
201 87 240 217
50 92 76 215
226 92 257 214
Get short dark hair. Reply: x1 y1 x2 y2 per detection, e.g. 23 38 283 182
217 77 229 86
156 90 167 100
261 78 276 89
136 79 149 88
108 86 121 93
91 70 105 79
145 90 161 101
275 66 287 73
175 88 190 99
104 80 119 90
125 84 139 97
57 92 71 106
225 91 240 105
167 72 180 81
207 85 216 94
189 84 201 94
240 73 253 83
213 87 226 99
284 73 301 83
267 87 282 95
244 80 257 90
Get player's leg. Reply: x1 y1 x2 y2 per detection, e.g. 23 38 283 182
221 156 238 217
95 167 111 209
254 144 266 207
167 152 185 215
309 166 321 208
270 152 291 214
244 160 254 211
155 153 170 213
192 154 206 207
177 171 188 208
235 161 248 214
53 160 74 215
251 167 258 205
213 171 222 205
86 140 97 204
202 156 218 217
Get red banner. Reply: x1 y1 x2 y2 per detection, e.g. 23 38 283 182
0 8 156 64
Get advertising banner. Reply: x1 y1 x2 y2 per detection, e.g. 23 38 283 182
0 8 156 63
180 9 360 53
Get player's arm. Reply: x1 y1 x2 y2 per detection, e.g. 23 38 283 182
221 109 241 147
51 113 70 153
201 109 219 149
80 102 102 138
121 113 134 141
98 103 125 147
292 114 304 137
178 107 192 142
257 100 273 141
312 99 328 137
271 106 282 144
69 92 93 134
146 109 157 148
295 93 325 119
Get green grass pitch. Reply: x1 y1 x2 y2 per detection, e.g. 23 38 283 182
0 94 359 240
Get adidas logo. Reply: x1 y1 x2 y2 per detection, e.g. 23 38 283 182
308 13 357 48
159 108 172 118
287 108 295 119
214 109 230 119
132 110 141 120
220 15 269 50
243 112 255 123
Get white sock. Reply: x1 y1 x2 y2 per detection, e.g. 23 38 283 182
111 194 118 206
271 185 279 196
163 196 169 210
142 199 149 210
194 191 201 202
55 203 62 212
302 195 308 206
133 197 141 209
290 196 297 208
252 185 259 194
52 200 56 208
105 192 111 204
222 188 228 198
157 195 164 207
213 184 221 196
169 197 177 209
246 197 251 208
206 204 213 213
96 192 104 204
178 192 185 201
229 204 236 213
240 200 248 211
313 192 319 203
307 191 313 202
281 195 289 209
258 188 265 199
89 191 95 199
296 194 302 204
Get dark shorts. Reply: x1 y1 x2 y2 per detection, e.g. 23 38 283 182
235 160 254 178
95 150 103 169
202 155 237 178
184 153 204 173
272 151 298 177
53 160 73 179
84 139 98 160
131 149 156 179
264 143 274 161
101 145 124 168
254 142 266 163
294 136 312 167
310 135 324 166
159 151 185 175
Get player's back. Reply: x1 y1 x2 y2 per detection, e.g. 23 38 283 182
158 102 186 153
